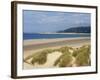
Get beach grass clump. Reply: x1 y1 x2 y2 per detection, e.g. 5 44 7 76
31 49 55 65
75 45 91 66
58 46 73 54
72 48 79 57
59 55 72 67
31 52 48 65
40 49 53 54
54 51 72 67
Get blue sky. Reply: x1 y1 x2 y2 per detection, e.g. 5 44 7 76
23 10 91 33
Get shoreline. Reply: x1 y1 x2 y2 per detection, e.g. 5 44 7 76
25 32 90 34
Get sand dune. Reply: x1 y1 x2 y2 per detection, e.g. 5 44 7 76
23 37 90 69
24 51 62 69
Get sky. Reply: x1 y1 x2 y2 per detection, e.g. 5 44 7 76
23 10 91 33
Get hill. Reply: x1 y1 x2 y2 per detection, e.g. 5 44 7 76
57 26 90 33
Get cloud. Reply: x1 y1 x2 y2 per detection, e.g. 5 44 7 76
23 10 91 33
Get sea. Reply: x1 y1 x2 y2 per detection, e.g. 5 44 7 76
23 33 90 40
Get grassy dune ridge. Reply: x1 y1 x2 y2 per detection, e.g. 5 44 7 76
24 44 91 68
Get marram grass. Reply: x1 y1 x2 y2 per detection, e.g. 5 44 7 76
24 44 91 67
75 45 91 66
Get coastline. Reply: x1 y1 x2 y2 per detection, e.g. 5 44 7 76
33 32 90 34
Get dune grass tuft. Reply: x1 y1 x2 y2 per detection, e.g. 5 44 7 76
75 45 91 66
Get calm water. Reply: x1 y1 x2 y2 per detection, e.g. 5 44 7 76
23 33 90 40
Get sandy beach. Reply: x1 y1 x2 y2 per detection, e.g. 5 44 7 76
23 37 90 69
24 37 90 46
24 37 90 50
